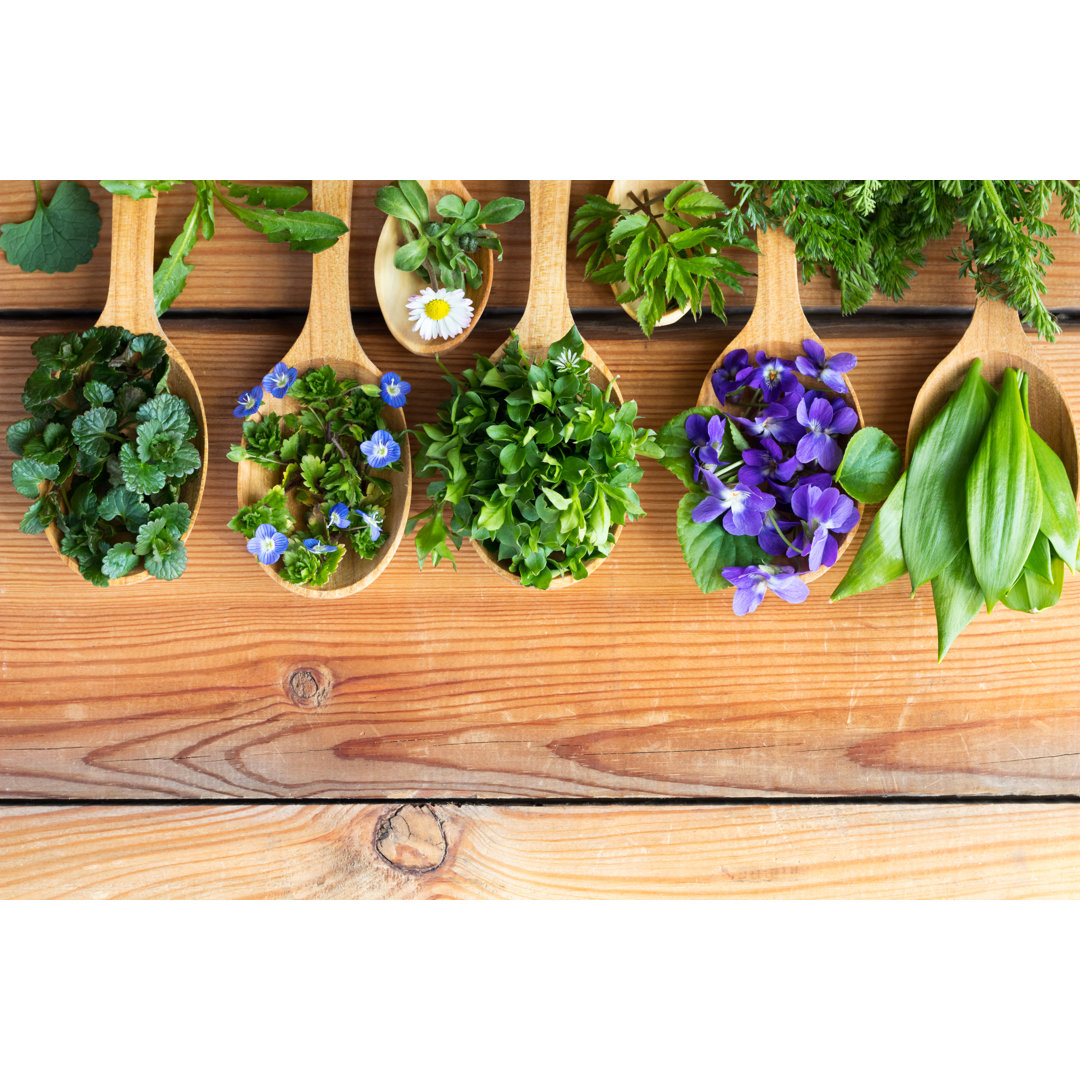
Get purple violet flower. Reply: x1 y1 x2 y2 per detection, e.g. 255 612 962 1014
380 372 411 408
739 436 799 487
693 471 776 536
740 351 800 404
247 522 289 565
795 396 858 472
233 384 263 419
734 404 803 445
711 349 752 402
722 564 810 615
788 484 860 572
795 339 857 395
360 429 401 468
262 362 298 399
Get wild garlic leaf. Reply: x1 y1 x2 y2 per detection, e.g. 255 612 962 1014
930 544 984 662
902 360 993 591
0 181 101 273
831 472 908 602
966 368 1042 610
835 426 902 503
1002 556 1065 613
1029 428 1080 572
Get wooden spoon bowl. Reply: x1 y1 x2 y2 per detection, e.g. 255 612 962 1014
374 180 494 356
605 179 709 329
471 179 624 589
696 227 865 585
43 191 208 586
235 180 411 599
906 295 1079 497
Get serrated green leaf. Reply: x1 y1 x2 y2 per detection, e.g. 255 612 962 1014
831 473 907 601
6 417 45 456
0 181 101 273
150 502 192 535
663 182 700 210
158 441 200 479
119 442 166 495
19 496 57 534
98 487 150 529
835 427 902 503
966 368 1042 610
71 407 117 458
144 540 187 581
12 458 59 498
930 544 984 662
83 381 114 407
902 360 994 590
102 542 139 580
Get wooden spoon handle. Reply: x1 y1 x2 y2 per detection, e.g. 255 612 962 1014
521 179 573 339
741 227 814 348
957 294 1039 362
99 193 162 332
304 179 355 359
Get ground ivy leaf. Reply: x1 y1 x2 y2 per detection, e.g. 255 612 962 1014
930 544 984 662
144 540 188 581
12 458 59 498
835 426 902 503
0 181 101 273
119 442 166 495
102 542 139 579
966 368 1042 611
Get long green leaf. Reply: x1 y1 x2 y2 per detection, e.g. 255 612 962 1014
902 359 994 591
1002 556 1064 612
1029 428 1079 572
930 544 984 662
831 473 907 601
1024 532 1054 583
966 368 1042 610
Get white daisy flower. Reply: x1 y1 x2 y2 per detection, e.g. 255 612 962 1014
406 287 474 342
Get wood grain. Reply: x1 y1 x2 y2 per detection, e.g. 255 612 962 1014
3 314 1080 800
4 181 1080 317
1 801 1078 898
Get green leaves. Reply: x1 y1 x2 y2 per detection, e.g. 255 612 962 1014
902 360 994 590
228 486 292 541
676 493 769 593
835 427 902 503
410 331 654 588
0 181 101 273
71 407 118 459
376 181 524 294
572 182 753 337
965 369 1042 609
833 360 1078 659
12 458 59 498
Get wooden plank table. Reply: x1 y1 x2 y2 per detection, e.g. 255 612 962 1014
2 181 1080 897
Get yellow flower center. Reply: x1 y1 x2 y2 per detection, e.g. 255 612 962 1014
424 298 451 320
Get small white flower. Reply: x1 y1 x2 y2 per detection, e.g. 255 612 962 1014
406 287 474 342
552 347 585 373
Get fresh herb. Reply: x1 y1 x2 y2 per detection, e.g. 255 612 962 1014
0 181 101 273
730 181 1080 341
657 342 861 610
227 365 408 588
375 180 524 292
572 182 754 337
831 360 1080 659
6 327 200 586
409 327 658 589
97 181 348 317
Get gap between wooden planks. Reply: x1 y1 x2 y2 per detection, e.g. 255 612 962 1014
0 801 1078 898
2 315 1080 800
3 181 1079 315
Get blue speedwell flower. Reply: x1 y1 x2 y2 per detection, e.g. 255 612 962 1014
247 523 288 565
233 384 263 419
358 509 382 542
360 429 401 468
722 564 809 615
302 537 338 554
328 503 352 530
379 372 411 408
262 362 298 399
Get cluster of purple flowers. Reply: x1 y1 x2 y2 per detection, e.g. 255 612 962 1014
692 340 861 614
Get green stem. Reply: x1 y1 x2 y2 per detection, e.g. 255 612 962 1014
33 180 45 209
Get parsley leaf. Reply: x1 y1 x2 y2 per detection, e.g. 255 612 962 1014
0 181 101 273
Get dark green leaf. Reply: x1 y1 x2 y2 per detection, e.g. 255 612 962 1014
835 426 902 503
223 183 308 209
394 237 429 272
436 194 465 219
119 442 166 495
102 542 139 580
0 181 101 273
12 458 59 498
100 181 180 199
375 184 421 227
930 545 984 662
478 196 525 225
398 181 430 224
675 492 736 593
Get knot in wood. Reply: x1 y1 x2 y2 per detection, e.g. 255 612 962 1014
286 666 331 707
374 805 447 874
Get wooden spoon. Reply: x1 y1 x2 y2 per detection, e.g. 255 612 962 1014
235 179 412 599
42 190 208 586
906 295 1079 497
374 180 494 356
473 179 624 589
605 179 709 329
696 227 866 584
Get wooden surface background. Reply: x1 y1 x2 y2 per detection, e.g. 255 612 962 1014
2 180 1080 897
